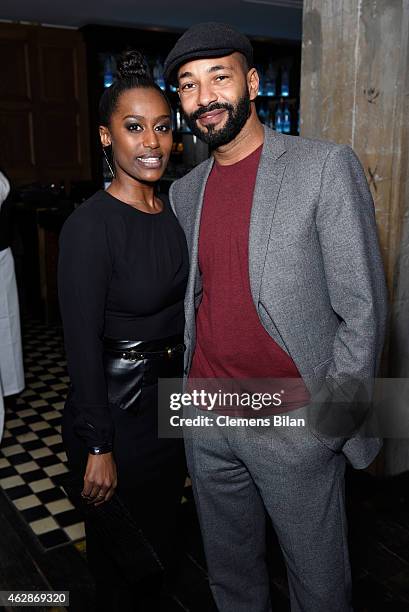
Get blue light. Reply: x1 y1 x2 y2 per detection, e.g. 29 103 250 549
104 73 114 88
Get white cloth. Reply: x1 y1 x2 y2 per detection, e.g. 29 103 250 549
0 171 10 441
0 172 9 204
0 247 24 397
0 171 24 443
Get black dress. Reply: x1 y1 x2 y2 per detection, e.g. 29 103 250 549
58 190 189 609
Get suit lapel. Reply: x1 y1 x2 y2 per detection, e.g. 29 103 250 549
183 127 286 341
249 127 287 307
184 156 214 333
187 157 214 260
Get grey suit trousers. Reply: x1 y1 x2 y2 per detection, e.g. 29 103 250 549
184 405 352 612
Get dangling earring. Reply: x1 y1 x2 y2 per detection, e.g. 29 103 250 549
103 145 115 178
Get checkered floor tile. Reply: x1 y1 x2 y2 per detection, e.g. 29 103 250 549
0 320 85 550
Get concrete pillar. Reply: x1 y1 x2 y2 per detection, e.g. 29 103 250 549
300 0 409 473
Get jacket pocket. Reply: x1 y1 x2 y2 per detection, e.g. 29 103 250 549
313 357 333 377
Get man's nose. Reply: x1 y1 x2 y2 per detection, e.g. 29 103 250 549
197 83 218 108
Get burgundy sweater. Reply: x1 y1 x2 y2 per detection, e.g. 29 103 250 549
189 144 309 411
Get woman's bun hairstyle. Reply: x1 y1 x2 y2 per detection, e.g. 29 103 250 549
99 48 169 127
117 49 152 81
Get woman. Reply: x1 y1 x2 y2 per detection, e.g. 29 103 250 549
58 51 188 610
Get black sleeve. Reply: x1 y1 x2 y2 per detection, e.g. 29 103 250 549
58 206 113 448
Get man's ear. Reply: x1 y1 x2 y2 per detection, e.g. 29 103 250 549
99 125 112 148
248 68 259 102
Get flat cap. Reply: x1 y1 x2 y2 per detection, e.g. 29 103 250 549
164 22 254 83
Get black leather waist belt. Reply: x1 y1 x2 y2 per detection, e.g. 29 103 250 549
103 335 185 362
102 334 184 413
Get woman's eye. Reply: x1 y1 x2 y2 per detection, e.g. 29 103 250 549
156 124 171 132
127 124 142 131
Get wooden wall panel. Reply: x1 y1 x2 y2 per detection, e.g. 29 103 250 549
39 46 77 102
0 38 31 102
0 23 90 185
301 0 409 294
0 110 35 168
300 0 409 474
0 110 36 182
36 111 80 168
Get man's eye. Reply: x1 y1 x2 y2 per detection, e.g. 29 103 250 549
215 75 229 82
181 83 194 91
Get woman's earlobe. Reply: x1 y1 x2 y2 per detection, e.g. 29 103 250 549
99 126 112 148
100 134 111 147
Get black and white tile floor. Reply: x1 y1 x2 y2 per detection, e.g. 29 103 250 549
0 319 219 611
2 320 409 610
0 320 84 550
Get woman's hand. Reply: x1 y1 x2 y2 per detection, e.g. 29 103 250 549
82 452 117 506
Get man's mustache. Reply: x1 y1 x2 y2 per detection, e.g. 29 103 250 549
189 102 233 122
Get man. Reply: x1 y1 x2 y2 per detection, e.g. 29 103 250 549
164 22 387 612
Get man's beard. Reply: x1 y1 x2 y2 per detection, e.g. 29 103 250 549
183 90 251 150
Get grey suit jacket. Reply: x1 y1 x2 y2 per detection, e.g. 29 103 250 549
169 126 388 468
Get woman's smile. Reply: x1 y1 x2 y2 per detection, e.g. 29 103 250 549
135 154 163 169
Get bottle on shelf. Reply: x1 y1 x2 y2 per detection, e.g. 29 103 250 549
180 112 191 133
257 65 265 96
103 55 116 89
258 101 269 125
267 105 275 129
173 103 182 131
282 102 291 133
264 62 277 97
153 59 166 91
274 101 283 133
280 65 290 97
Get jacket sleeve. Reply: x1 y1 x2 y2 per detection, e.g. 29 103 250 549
309 145 389 447
316 144 388 387
58 207 114 448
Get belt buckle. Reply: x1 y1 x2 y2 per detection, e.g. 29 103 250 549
166 344 184 359
122 349 143 361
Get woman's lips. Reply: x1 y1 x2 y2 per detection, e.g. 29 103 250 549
197 109 226 127
135 156 163 169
